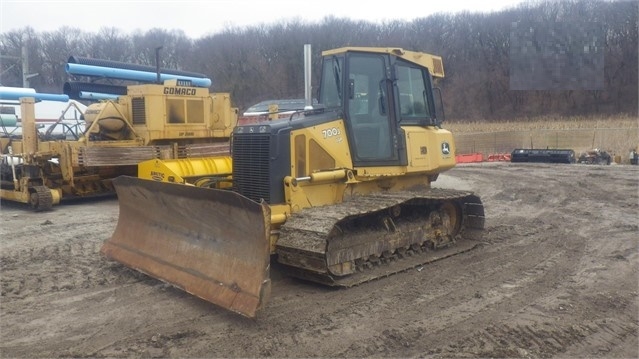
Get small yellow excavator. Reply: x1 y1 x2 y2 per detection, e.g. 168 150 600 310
102 47 485 318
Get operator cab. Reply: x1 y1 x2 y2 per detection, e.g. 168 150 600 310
318 48 443 167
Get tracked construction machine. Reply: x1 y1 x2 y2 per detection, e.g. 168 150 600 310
102 47 485 318
0 81 236 210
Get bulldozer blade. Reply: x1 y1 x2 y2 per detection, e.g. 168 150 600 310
101 176 271 318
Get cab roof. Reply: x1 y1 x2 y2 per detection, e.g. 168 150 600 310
322 47 444 78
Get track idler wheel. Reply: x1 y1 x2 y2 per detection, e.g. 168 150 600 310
29 186 53 211
427 201 462 249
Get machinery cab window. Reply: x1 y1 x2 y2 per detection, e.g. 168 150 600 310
319 56 344 109
395 62 437 126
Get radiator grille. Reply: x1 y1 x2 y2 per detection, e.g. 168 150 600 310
232 133 272 203
131 97 146 124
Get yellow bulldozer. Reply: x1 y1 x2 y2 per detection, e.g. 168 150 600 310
0 81 236 210
101 47 485 318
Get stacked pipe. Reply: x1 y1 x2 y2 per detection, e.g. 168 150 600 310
64 56 212 100
510 148 576 164
67 56 208 78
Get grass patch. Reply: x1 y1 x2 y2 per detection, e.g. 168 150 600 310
444 114 638 133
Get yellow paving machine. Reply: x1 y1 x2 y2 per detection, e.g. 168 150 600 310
1 81 236 210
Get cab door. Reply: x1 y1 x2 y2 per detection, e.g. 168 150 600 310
345 53 400 167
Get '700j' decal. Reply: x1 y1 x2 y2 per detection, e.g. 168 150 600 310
322 127 341 138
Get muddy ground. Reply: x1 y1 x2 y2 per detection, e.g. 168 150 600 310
1 162 638 358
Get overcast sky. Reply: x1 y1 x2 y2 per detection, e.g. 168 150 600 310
1 0 525 39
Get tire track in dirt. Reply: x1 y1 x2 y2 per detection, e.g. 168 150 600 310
1 235 144 300
441 318 638 358
415 163 639 358
330 232 588 357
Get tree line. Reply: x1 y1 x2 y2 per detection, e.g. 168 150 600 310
1 0 636 121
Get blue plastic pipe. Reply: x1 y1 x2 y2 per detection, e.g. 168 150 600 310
66 63 212 88
79 91 120 100
0 86 36 94
0 91 70 102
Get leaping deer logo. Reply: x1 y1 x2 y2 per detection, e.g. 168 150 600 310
441 142 450 155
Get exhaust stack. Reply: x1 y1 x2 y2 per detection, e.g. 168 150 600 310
304 44 313 110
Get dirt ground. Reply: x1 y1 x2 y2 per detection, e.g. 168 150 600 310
1 162 637 358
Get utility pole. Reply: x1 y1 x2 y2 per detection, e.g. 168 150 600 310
21 35 39 88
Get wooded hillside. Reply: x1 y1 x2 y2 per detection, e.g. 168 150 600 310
1 0 636 120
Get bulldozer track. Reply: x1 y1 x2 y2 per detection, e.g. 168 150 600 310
276 188 485 286
30 186 53 211
276 237 480 287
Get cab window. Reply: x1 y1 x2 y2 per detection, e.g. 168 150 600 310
396 64 434 124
